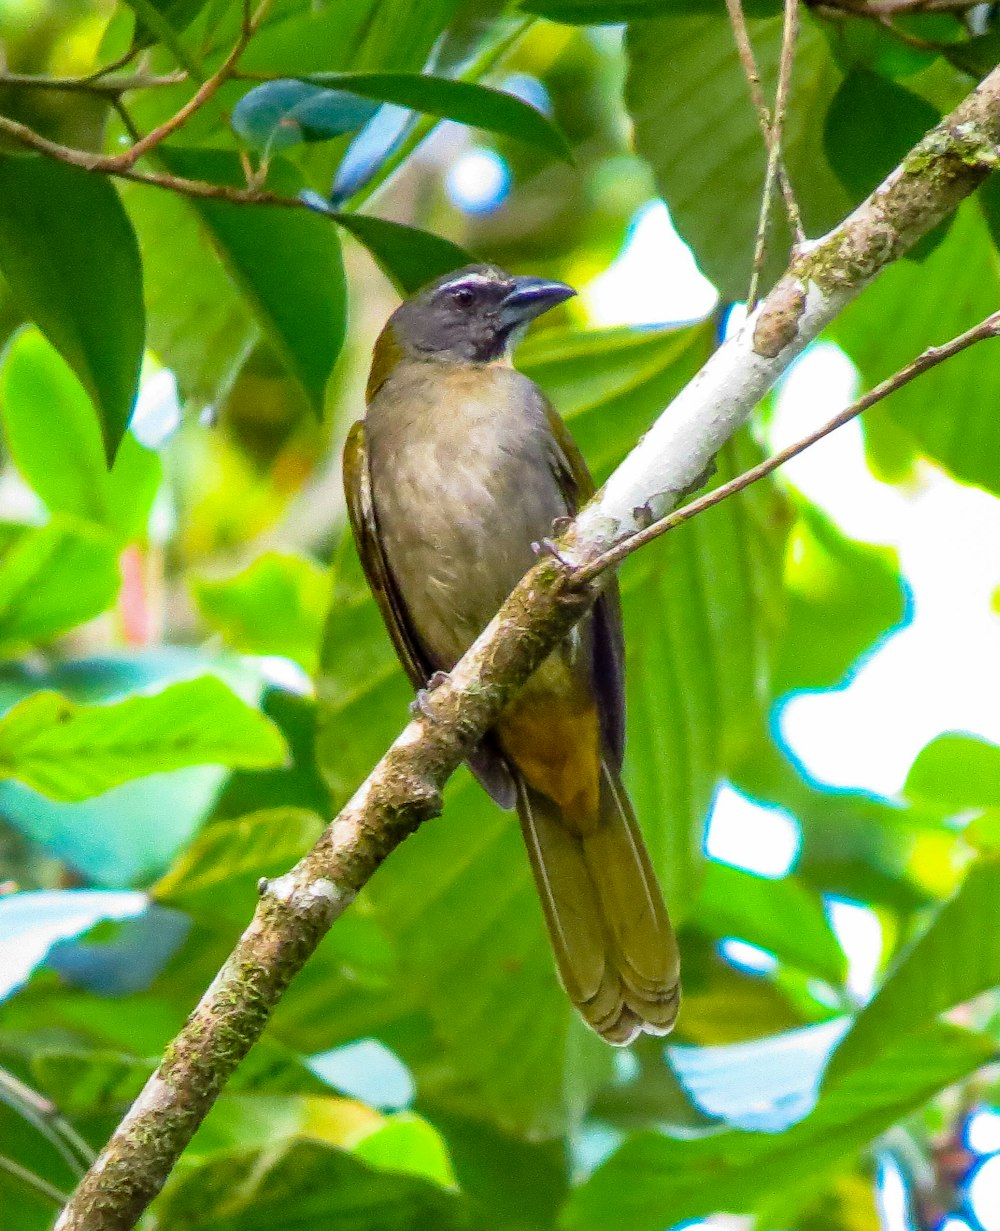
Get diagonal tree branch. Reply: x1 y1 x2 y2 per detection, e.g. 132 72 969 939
55 68 1000 1231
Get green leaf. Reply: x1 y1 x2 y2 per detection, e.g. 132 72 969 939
152 1138 477 1231
298 73 573 162
0 329 160 541
0 157 145 460
0 677 287 802
232 81 380 152
521 0 781 21
775 503 906 693
625 10 850 299
828 854 1000 1078
905 732 1000 810
620 430 789 921
121 177 255 407
564 1024 994 1231
831 201 1000 495
824 71 941 202
697 862 846 984
327 211 474 296
156 150 346 417
0 519 120 654
153 808 324 923
193 552 328 674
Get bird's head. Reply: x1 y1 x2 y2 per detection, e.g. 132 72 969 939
367 264 575 399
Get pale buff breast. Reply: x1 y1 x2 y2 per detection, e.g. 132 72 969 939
365 361 569 669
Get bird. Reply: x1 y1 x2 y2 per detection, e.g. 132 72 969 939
343 263 680 1044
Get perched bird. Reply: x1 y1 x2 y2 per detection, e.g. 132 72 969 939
344 263 680 1044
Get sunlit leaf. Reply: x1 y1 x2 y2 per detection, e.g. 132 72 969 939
0 677 286 802
0 329 160 541
0 520 120 655
193 553 328 674
905 732 1000 810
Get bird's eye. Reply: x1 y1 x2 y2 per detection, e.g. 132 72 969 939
451 286 475 307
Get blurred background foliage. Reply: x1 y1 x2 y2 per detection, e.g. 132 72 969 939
0 0 1000 1229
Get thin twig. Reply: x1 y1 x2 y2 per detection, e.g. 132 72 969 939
0 1068 95 1173
575 311 1000 583
108 0 272 170
725 0 804 247
80 45 143 84
0 1154 70 1207
747 0 800 309
0 71 185 95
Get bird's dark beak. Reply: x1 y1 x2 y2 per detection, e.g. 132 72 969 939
499 276 576 330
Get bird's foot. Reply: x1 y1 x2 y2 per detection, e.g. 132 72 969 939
531 536 572 566
409 671 450 721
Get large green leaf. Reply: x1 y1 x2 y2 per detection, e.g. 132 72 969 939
831 201 1000 495
0 329 160 541
0 520 120 654
619 429 789 921
0 677 287 801
157 150 346 417
625 10 850 299
151 1138 476 1231
563 1023 993 1231
828 853 1000 1078
0 157 145 459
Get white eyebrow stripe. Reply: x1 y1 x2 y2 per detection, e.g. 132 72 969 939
437 272 496 294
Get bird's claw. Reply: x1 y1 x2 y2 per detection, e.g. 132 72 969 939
409 671 450 721
531 536 572 566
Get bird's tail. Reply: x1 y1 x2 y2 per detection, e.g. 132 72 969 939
514 760 680 1044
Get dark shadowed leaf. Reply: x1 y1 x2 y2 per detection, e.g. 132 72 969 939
307 203 474 295
157 150 346 417
0 157 145 459
823 71 941 202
